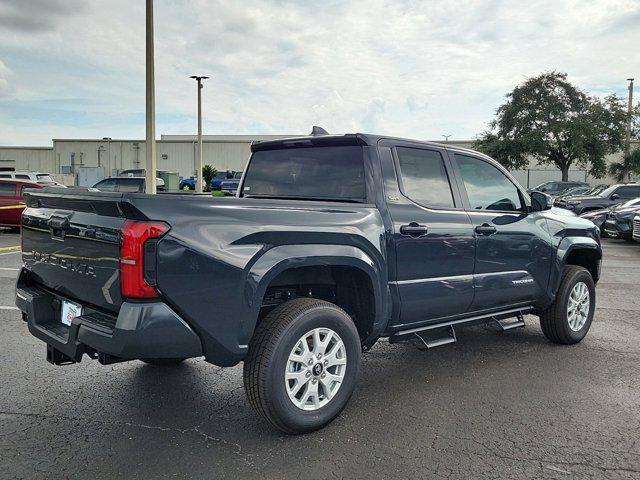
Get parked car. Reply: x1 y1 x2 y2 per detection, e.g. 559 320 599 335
92 176 166 192
17 133 602 434
529 181 589 197
180 170 237 191
603 202 640 241
633 213 640 243
579 197 640 236
553 185 592 204
554 183 640 214
0 171 65 187
220 171 243 195
0 179 44 229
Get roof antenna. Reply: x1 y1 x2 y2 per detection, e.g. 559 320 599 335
310 126 329 136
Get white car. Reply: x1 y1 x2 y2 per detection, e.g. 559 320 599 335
0 171 66 187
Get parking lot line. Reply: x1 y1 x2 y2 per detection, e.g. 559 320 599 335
0 267 20 271
0 250 21 256
0 245 21 252
0 306 18 310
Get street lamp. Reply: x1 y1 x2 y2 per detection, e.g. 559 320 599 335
190 75 209 193
442 134 451 142
625 78 635 182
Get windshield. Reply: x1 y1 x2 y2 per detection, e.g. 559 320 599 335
242 146 365 202
36 174 54 182
599 186 618 197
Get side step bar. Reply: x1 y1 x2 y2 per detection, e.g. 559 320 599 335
409 325 457 350
494 312 526 331
389 307 532 348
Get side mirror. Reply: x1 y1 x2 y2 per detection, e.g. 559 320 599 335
610 193 620 201
539 187 547 192
530 191 552 212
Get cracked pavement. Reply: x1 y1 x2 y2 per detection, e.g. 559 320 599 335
0 231 639 479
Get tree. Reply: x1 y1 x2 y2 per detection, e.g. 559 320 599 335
608 149 640 182
475 72 628 181
202 165 218 192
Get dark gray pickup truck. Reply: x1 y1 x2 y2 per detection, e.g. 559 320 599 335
16 134 602 434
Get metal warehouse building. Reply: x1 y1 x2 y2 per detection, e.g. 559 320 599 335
0 135 637 188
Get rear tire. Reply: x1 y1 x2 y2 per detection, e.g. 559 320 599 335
141 358 186 366
540 265 595 345
243 298 361 434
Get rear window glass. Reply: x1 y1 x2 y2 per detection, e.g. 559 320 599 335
242 146 365 201
36 174 54 182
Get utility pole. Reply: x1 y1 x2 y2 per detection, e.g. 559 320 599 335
145 0 157 194
626 78 635 182
190 75 209 193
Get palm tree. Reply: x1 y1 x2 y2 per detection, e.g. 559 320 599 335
609 149 640 182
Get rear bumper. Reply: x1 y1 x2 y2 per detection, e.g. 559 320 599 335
15 270 203 364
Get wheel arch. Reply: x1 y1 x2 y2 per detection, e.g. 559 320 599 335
241 244 388 347
553 238 602 293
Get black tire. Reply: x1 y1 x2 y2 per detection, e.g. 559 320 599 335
141 358 186 366
540 265 595 345
243 298 361 434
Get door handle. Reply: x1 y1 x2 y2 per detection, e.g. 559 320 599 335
474 223 497 236
400 222 428 237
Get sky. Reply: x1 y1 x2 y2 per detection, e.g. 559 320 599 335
0 0 638 146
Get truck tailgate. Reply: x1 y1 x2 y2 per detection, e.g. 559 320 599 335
21 190 128 313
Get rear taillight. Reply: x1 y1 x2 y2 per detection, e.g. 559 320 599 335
120 220 169 299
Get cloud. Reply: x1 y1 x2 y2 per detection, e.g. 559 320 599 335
0 0 86 32
0 0 638 145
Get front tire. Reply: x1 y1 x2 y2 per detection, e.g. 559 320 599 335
243 298 361 434
540 265 595 344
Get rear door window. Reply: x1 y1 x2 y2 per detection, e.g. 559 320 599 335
395 147 455 209
242 146 365 201
0 183 16 196
116 178 144 192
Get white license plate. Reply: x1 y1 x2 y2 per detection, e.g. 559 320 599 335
61 300 82 326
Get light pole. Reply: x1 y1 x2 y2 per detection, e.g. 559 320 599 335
145 0 157 194
190 75 209 193
625 78 634 183
442 134 451 142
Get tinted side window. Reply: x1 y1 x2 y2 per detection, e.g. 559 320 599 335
615 186 640 198
94 179 117 191
455 154 522 211
116 178 144 192
0 174 10 178
395 147 454 208
0 183 16 196
15 174 30 179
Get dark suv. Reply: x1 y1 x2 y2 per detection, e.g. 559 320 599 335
555 183 640 214
529 181 589 197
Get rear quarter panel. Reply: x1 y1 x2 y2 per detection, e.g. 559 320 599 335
127 195 388 365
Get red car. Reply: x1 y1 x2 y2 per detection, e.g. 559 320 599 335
0 179 44 230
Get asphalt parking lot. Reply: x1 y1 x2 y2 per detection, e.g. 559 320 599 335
0 230 639 479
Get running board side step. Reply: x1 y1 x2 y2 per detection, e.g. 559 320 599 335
409 325 457 350
389 306 532 347
494 312 525 331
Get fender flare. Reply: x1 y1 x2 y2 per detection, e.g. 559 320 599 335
550 236 602 294
238 244 388 344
